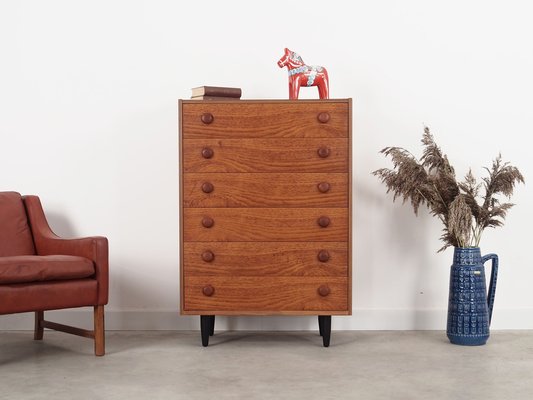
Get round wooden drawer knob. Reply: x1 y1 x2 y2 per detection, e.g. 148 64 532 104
201 182 214 193
201 250 215 262
318 285 330 297
317 112 330 123
202 285 215 296
201 147 214 159
201 113 214 124
317 182 330 193
317 250 330 262
317 147 330 158
202 216 214 228
317 216 330 228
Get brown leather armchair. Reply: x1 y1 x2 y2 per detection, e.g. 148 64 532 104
0 192 108 356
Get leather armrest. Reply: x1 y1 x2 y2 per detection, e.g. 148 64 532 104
22 195 109 305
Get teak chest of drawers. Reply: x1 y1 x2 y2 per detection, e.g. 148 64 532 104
179 99 352 347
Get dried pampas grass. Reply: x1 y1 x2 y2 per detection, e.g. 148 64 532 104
373 127 525 252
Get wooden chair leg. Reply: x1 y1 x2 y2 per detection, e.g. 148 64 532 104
34 311 44 340
94 305 105 356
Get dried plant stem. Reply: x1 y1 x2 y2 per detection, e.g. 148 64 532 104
415 188 445 224
431 183 449 214
473 224 484 247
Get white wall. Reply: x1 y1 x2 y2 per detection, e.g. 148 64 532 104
1 0 532 330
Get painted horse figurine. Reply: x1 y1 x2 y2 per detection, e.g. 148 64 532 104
277 48 329 99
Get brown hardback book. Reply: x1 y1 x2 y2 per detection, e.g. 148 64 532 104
190 95 241 100
191 86 242 98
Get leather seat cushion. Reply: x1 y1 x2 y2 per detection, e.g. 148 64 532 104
0 255 95 284
0 192 36 256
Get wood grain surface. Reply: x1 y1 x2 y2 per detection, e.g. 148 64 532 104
183 276 348 312
182 173 348 208
179 99 352 316
183 138 348 173
183 208 348 242
182 101 348 138
183 242 348 276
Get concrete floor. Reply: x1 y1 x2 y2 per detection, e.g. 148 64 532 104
0 331 532 400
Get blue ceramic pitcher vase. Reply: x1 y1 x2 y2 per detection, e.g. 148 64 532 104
447 247 499 346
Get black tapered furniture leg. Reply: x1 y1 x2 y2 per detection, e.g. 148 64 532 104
209 315 215 336
200 316 211 347
318 315 331 347
318 316 324 336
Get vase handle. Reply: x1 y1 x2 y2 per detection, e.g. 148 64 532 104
482 253 499 325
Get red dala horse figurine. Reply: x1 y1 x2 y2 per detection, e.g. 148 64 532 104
277 48 329 99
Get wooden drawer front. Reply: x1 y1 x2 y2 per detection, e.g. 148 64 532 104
183 139 348 173
183 208 348 242
183 173 348 208
183 242 348 277
182 102 348 139
184 277 348 312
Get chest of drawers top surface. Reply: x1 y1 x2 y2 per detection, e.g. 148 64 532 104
179 99 352 316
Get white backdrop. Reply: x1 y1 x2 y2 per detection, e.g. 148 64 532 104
1 0 532 330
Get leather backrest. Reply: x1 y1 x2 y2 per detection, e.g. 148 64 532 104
0 192 36 256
